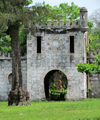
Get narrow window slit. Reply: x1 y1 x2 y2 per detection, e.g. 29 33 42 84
82 15 84 20
70 36 74 53
37 36 41 53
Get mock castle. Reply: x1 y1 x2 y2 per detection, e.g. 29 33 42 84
0 7 88 101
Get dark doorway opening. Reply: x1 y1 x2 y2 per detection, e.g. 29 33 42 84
44 70 68 101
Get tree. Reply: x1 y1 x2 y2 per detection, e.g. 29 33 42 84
0 25 26 54
89 8 100 30
43 2 80 22
89 30 100 50
0 33 11 52
0 0 50 106
89 8 100 50
19 25 27 55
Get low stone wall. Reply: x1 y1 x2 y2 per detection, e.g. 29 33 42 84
88 50 100 98
88 74 100 98
0 56 27 101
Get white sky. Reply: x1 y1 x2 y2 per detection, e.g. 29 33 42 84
31 0 100 16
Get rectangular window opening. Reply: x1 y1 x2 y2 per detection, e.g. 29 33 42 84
70 36 74 53
37 36 41 53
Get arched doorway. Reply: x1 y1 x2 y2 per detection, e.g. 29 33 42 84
44 70 68 101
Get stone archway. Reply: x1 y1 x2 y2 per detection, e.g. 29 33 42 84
44 70 68 101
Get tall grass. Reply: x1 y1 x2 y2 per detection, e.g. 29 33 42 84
0 98 100 120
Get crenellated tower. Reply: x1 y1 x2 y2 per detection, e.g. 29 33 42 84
27 7 88 101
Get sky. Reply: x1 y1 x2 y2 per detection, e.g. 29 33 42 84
31 0 100 17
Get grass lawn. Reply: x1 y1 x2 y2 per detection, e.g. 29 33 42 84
0 98 100 120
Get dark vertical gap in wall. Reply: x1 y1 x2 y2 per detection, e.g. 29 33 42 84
82 15 84 20
70 36 74 53
37 36 41 53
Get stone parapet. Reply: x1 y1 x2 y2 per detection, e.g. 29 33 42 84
34 19 88 32
0 51 27 60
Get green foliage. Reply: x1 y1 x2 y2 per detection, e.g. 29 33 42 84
49 89 67 99
0 33 11 51
89 8 100 50
49 83 57 90
0 0 33 53
59 2 80 20
89 29 100 50
0 26 26 54
0 0 32 32
0 1 51 53
87 87 92 93
75 54 100 74
93 54 100 65
26 0 33 5
19 25 27 55
88 20 94 29
43 2 80 23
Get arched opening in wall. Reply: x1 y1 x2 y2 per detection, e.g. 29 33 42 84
8 73 12 84
44 70 68 101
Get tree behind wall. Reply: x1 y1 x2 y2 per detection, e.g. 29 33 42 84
89 8 100 50
0 0 50 106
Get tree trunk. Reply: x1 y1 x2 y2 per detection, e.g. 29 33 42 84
54 71 64 90
8 22 30 106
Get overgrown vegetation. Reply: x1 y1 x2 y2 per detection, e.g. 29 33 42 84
89 8 100 50
0 99 100 120
47 71 67 101
76 54 100 74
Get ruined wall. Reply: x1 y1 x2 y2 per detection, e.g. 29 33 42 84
0 53 27 101
88 50 100 98
27 19 87 101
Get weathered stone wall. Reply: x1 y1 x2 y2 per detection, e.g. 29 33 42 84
0 55 27 101
27 31 87 101
88 50 100 98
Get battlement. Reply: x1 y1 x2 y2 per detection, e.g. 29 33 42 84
23 7 88 34
0 51 26 60
46 19 78 27
34 19 88 32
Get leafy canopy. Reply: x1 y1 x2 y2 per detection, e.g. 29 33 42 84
89 8 100 50
43 2 80 23
0 33 11 52
0 0 33 31
0 0 49 53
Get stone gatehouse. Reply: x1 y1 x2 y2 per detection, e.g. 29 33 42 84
0 7 88 101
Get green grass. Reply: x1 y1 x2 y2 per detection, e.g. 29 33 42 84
0 98 100 120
